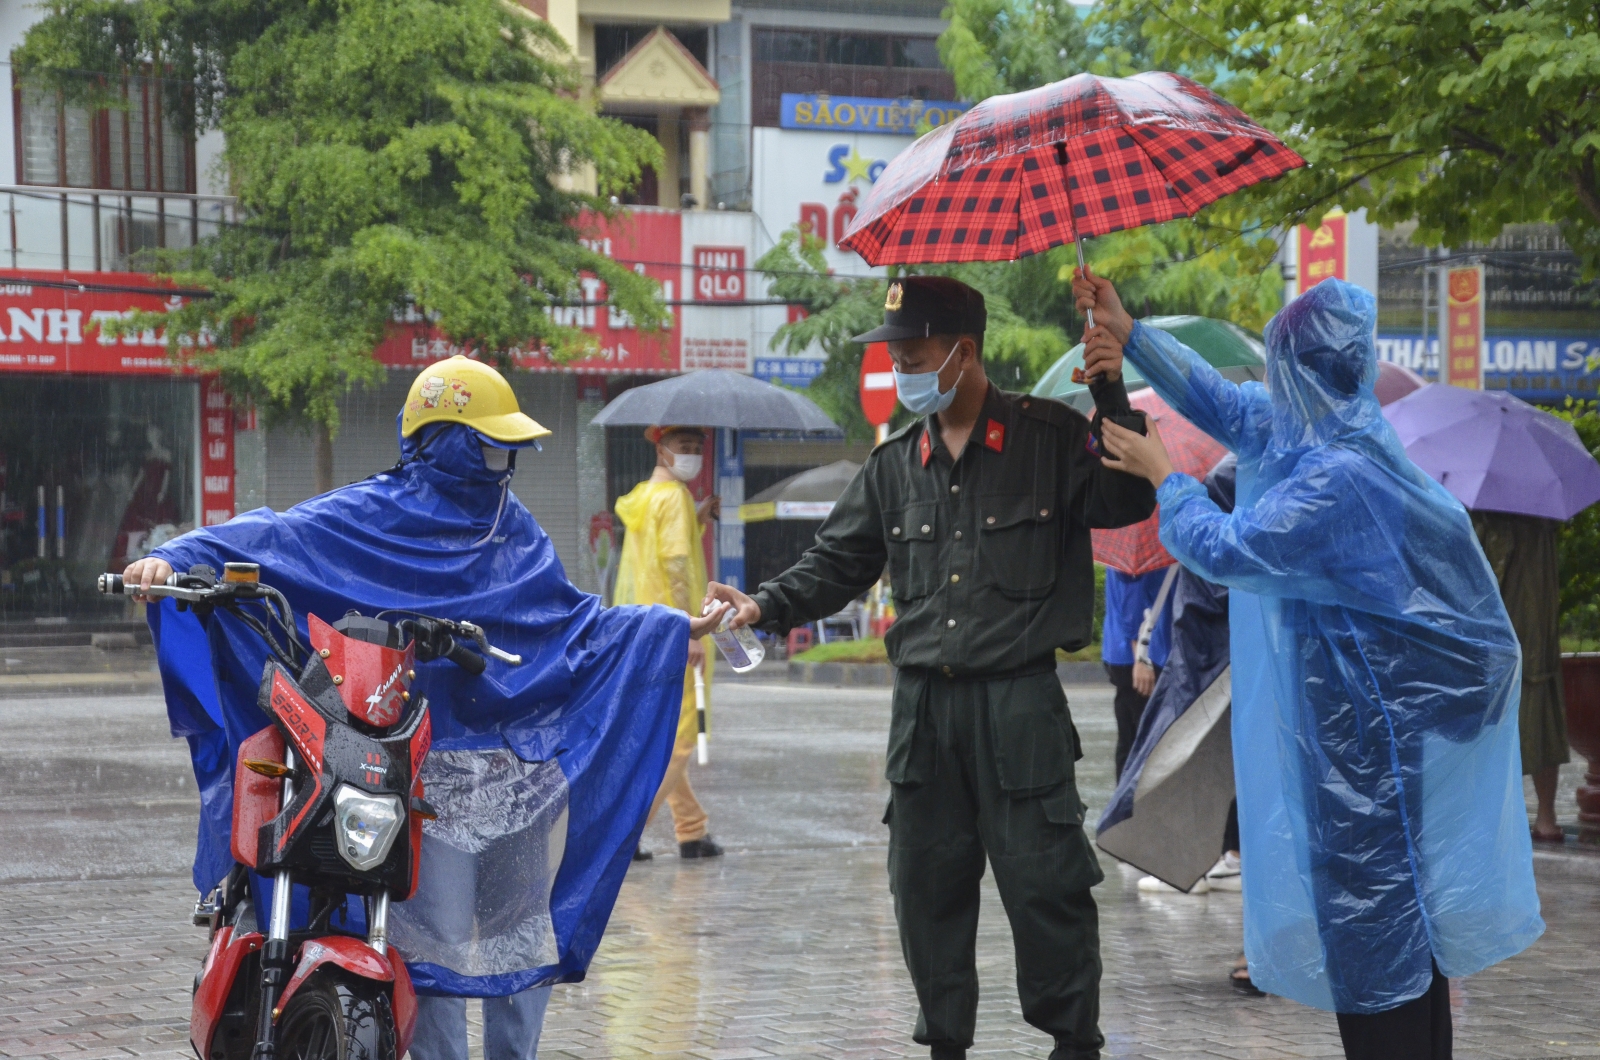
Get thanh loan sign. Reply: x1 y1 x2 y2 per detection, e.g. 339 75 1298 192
781 93 972 136
1377 332 1600 402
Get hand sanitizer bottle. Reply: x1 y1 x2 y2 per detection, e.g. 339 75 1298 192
706 603 764 673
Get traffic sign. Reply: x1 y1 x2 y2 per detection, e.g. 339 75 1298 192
859 342 896 426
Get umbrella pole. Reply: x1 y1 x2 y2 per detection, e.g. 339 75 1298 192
1076 237 1095 330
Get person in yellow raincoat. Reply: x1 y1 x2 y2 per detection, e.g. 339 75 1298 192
614 425 724 859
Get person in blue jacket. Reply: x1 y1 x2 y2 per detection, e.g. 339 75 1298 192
1071 273 1541 1060
124 357 727 1060
1101 565 1175 779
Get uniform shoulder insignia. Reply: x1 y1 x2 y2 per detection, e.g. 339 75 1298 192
1015 394 1081 428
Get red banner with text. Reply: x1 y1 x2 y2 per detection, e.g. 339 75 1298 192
0 271 196 374
373 209 682 374
200 375 235 525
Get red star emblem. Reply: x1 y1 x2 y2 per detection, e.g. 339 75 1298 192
984 420 1005 453
919 429 932 467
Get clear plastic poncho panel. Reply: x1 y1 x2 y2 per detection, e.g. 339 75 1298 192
1122 279 1542 1014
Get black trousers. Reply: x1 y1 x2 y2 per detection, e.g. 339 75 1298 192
1335 963 1452 1060
886 673 1105 1059
1103 663 1160 780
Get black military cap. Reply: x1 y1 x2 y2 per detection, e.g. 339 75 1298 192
851 276 987 343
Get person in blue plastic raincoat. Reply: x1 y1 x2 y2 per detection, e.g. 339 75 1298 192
1072 273 1541 1060
124 356 727 1060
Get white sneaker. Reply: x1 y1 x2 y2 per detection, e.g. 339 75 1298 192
1205 852 1242 891
1138 874 1210 894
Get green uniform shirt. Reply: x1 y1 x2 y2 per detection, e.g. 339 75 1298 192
750 380 1157 676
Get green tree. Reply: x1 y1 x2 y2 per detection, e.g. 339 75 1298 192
1099 0 1600 275
15 0 662 489
1552 401 1600 648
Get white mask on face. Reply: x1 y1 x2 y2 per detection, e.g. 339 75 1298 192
666 452 703 482
482 445 510 472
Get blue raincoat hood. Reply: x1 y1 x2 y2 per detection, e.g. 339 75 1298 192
1123 279 1541 1014
150 420 687 996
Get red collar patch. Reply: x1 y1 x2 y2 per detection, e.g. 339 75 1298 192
984 419 1005 453
919 429 932 467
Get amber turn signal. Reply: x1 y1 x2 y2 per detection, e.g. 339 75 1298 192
243 758 291 778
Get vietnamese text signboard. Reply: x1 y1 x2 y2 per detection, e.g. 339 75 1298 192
781 94 972 136
0 271 200 374
1297 212 1347 294
1444 265 1485 389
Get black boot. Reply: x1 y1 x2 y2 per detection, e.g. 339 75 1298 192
632 844 653 861
1049 1044 1099 1060
679 835 724 858
929 1045 966 1060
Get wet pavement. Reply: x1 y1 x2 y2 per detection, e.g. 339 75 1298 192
2 684 1598 1060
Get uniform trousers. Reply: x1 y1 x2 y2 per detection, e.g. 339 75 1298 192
411 986 552 1060
886 671 1104 1059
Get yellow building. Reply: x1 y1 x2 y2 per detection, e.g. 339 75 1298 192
514 0 729 209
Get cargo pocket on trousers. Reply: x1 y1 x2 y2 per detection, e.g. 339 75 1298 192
884 670 934 786
987 671 1075 796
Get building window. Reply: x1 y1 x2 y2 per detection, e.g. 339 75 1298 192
750 29 956 127
14 74 195 193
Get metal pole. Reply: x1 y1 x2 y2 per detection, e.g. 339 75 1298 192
92 194 102 272
368 891 390 955
59 192 68 270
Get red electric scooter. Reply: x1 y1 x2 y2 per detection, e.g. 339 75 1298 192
101 562 520 1060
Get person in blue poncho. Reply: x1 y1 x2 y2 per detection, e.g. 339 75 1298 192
1071 273 1541 1060
124 356 726 1060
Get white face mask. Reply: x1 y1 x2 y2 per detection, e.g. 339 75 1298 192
482 445 510 472
666 452 703 482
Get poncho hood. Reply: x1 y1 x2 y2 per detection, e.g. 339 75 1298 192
1263 279 1383 449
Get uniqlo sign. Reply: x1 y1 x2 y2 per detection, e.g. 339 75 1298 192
693 246 745 302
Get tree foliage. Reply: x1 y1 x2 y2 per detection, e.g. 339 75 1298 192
1098 0 1600 276
14 0 663 433
1551 401 1600 646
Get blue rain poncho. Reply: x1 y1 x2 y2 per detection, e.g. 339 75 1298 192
149 420 687 997
1123 278 1542 1014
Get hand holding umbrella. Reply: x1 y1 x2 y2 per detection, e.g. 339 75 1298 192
1100 415 1176 487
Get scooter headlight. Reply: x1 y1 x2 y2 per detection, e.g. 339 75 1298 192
333 785 405 872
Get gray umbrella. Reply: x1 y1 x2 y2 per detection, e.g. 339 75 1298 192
589 369 841 433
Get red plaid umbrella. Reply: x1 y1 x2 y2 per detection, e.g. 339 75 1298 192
1092 389 1228 576
839 72 1303 267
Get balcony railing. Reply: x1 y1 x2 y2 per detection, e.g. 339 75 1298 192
0 184 239 274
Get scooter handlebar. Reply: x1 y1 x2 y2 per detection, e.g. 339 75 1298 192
98 572 217 603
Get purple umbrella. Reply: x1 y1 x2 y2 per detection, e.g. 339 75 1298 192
1383 384 1600 520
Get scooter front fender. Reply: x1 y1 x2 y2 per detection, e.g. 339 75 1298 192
275 936 395 1018
191 927 263 1060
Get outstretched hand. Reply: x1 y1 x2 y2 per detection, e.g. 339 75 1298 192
689 602 730 640
703 581 761 630
1099 414 1176 487
1072 267 1134 347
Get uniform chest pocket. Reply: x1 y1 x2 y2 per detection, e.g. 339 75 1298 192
978 494 1059 598
883 502 940 601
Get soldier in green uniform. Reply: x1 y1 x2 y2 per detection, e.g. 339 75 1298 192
704 276 1155 1060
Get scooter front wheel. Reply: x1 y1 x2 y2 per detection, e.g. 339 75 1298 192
276 975 396 1060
